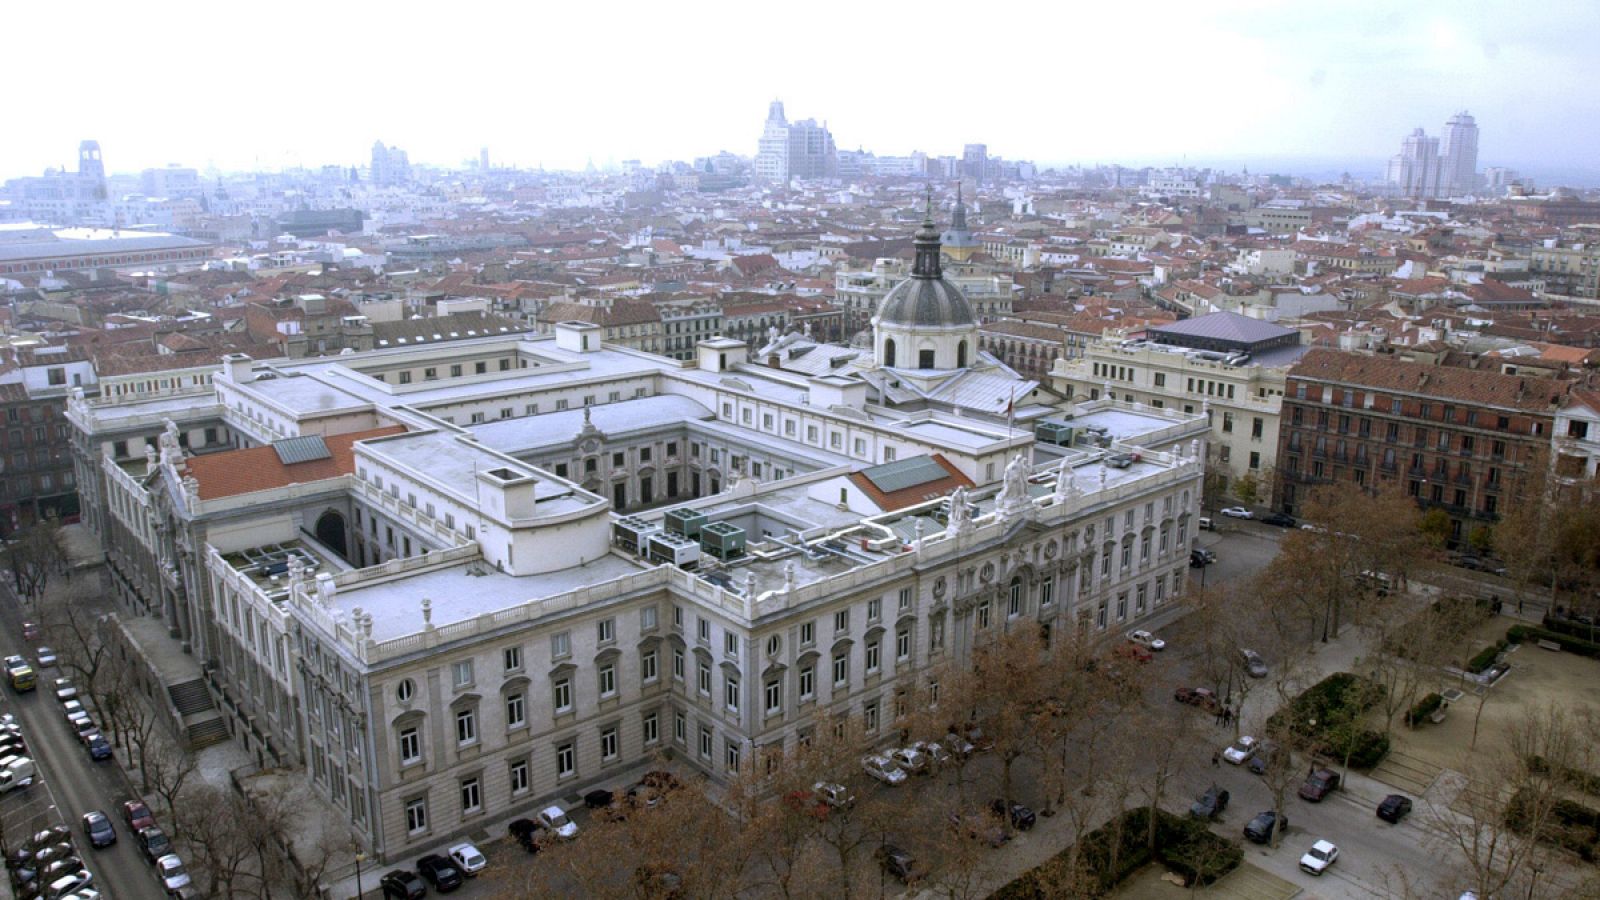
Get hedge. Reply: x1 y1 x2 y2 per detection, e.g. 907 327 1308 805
992 807 1242 898
1465 642 1506 675
1406 692 1443 728
1540 616 1600 643
1526 755 1600 797
1506 787 1600 862
1265 672 1390 770
1507 625 1600 660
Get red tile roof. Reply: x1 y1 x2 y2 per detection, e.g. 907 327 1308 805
1288 349 1575 412
846 455 974 513
186 426 405 500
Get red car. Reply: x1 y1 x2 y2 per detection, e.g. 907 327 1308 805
122 800 155 831
1174 687 1222 712
21 622 41 642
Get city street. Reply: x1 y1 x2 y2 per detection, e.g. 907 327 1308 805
1 573 168 900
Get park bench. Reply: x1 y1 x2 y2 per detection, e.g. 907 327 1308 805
1536 639 1563 652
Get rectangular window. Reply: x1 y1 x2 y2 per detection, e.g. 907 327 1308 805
833 652 849 687
553 678 572 713
698 662 712 695
557 742 575 778
864 700 879 733
643 712 659 744
461 778 481 815
834 610 849 633
765 680 782 714
599 663 617 698
503 646 523 672
675 712 687 744
455 708 476 745
1040 576 1055 606
399 727 421 766
977 600 991 629
509 759 529 794
641 606 658 631
506 693 526 729
672 648 684 680
865 637 881 673
725 675 740 713
406 798 427 834
725 632 739 658
896 627 911 661
552 632 571 659
898 587 913 610
598 618 615 644
800 621 815 645
799 664 815 699
601 727 619 761
452 660 474 688
642 650 658 683
698 618 710 642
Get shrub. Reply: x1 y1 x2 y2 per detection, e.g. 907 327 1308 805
1526 755 1600 797
1406 692 1443 728
1265 672 1390 769
1539 616 1600 643
993 807 1242 896
1465 642 1505 674
1344 730 1392 769
1507 625 1600 659
1506 787 1600 861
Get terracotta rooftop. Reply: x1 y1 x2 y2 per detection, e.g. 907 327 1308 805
1288 349 1575 413
185 426 405 500
846 454 974 513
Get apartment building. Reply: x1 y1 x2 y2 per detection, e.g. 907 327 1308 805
1052 312 1304 492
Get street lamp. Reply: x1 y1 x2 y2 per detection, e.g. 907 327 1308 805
354 851 366 900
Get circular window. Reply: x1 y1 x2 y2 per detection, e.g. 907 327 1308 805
396 678 415 703
766 635 781 658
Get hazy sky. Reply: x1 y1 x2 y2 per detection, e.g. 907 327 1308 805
8 0 1598 182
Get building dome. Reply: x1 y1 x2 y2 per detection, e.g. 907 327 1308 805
877 196 975 329
878 276 975 328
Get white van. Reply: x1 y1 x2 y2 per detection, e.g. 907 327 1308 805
0 755 36 792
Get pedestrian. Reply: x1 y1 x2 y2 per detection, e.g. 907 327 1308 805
1212 751 1221 767
1518 597 1525 614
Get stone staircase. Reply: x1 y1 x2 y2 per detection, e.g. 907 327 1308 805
1370 748 1441 797
167 678 230 750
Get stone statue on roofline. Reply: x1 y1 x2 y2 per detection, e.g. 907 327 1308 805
946 486 972 536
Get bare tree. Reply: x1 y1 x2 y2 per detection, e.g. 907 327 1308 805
176 783 262 899
143 740 199 819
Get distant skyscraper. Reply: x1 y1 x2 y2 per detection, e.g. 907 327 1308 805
1440 111 1480 195
78 140 107 201
1386 128 1441 199
371 141 412 186
754 101 836 183
962 144 988 184
480 147 490 171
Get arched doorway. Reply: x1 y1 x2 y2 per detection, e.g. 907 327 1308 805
958 340 968 368
314 510 348 561
884 338 896 367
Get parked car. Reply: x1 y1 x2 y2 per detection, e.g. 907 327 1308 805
889 746 930 775
989 799 1036 830
1248 740 1278 775
1243 810 1287 844
536 805 579 840
156 853 192 892
814 781 855 810
1299 839 1340 875
1220 507 1252 519
1190 785 1230 820
137 827 171 864
910 740 952 768
447 842 485 877
85 736 112 762
1113 643 1153 664
1377 794 1414 824
1189 548 1217 568
416 854 463 892
25 827 71 852
1174 686 1222 713
1198 516 1215 531
875 844 922 884
122 800 156 831
1222 736 1258 765
1127 629 1166 651
21 623 41 642
34 648 56 669
43 870 93 898
941 731 976 758
53 680 76 704
862 754 907 786
508 819 541 853
1299 768 1341 802
584 788 615 809
1240 648 1269 678
1262 512 1297 528
1452 554 1508 576
380 869 427 899
80 812 114 849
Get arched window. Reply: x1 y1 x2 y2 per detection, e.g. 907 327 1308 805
884 338 896 368
958 341 968 368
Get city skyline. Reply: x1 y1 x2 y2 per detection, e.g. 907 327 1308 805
6 0 1600 185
